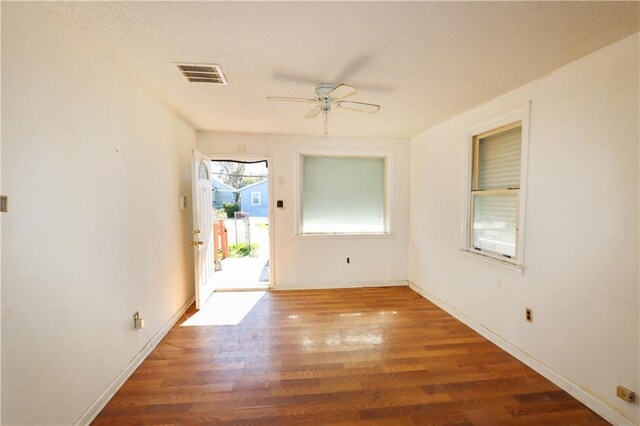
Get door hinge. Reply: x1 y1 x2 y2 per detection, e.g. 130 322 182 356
0 195 7 213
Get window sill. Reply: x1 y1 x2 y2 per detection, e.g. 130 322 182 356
459 248 525 275
295 232 396 240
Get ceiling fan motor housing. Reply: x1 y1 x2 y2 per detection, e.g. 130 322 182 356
315 83 337 99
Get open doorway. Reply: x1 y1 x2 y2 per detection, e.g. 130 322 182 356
210 159 271 291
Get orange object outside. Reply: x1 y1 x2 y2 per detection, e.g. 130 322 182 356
212 219 228 262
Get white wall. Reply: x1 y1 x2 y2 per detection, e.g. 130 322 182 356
0 3 3 421
409 33 639 424
1 3 195 425
197 132 409 289
2 2 635 425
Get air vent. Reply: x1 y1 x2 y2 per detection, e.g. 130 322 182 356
176 63 228 85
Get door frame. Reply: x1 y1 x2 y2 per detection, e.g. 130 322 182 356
209 154 275 289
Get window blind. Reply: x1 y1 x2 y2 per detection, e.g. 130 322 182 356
471 124 522 258
302 156 385 233
472 193 517 257
478 127 521 190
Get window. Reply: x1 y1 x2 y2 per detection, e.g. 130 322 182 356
251 191 261 205
301 155 385 234
469 122 522 262
198 160 209 180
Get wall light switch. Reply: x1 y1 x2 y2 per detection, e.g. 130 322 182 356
179 195 187 211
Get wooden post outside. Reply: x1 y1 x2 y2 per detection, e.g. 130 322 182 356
219 220 229 259
213 220 220 263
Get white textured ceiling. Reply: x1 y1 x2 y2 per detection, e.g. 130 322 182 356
44 2 638 138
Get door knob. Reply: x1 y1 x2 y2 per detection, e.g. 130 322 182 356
189 240 204 246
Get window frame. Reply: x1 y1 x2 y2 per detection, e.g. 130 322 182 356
463 103 531 272
251 191 261 205
296 150 392 237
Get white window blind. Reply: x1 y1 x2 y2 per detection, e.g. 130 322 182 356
471 124 521 259
302 156 385 234
472 193 517 257
478 127 521 190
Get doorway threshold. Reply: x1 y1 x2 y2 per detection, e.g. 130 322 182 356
214 285 270 293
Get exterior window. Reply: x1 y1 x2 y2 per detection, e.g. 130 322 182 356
301 156 385 234
469 123 522 260
251 191 261 205
198 160 209 179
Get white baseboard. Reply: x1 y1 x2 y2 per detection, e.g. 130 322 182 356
408 282 637 426
74 294 196 426
275 280 408 291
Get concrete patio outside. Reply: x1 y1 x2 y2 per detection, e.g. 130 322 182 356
213 216 270 290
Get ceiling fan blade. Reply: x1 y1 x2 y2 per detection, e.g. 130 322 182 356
328 84 356 100
267 97 317 104
304 105 323 119
335 55 374 82
336 101 380 113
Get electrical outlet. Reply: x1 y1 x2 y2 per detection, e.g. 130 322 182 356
617 386 636 403
133 312 145 330
525 308 533 323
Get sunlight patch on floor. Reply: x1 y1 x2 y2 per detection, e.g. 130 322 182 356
181 291 266 326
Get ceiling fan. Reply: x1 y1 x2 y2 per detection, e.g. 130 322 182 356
267 83 380 135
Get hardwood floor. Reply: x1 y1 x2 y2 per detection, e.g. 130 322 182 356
93 287 607 425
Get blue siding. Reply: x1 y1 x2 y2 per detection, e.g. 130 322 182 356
212 178 238 209
238 180 269 217
213 189 236 209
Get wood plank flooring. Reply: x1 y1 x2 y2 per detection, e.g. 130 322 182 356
93 287 607 425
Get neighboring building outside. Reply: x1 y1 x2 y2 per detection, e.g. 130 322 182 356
238 179 269 217
212 178 237 209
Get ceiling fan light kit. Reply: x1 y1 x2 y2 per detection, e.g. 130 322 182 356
267 82 380 135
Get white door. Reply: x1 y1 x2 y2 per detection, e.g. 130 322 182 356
191 150 214 309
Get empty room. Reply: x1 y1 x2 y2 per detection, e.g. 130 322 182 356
1 1 638 425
